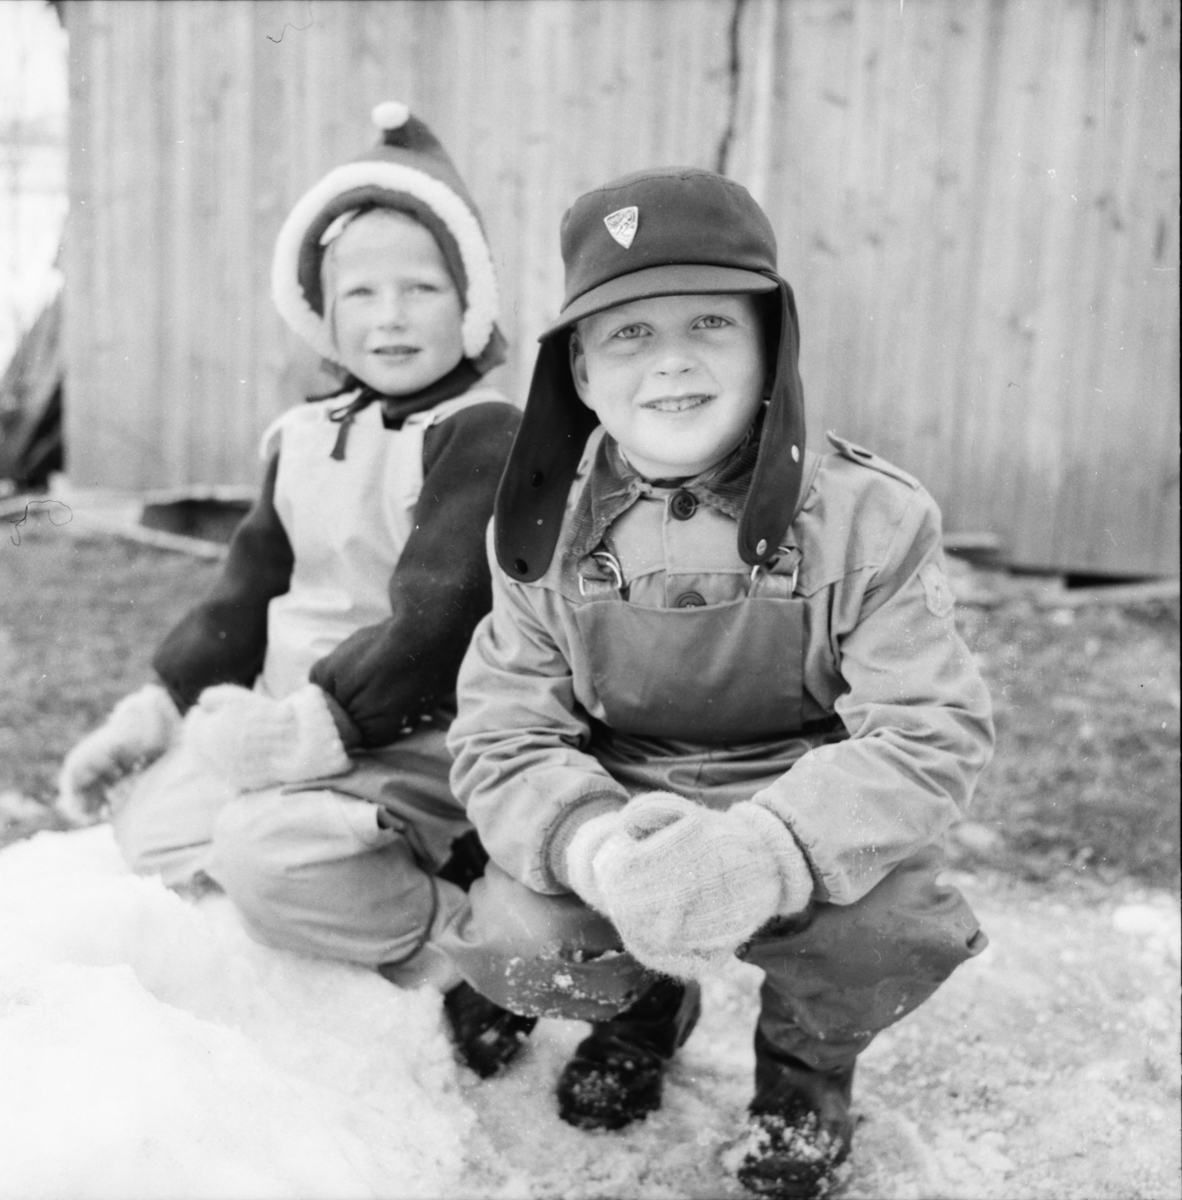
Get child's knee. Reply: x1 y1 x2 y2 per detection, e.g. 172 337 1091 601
436 862 659 1021
205 791 301 935
747 846 986 1003
207 791 436 965
109 748 236 886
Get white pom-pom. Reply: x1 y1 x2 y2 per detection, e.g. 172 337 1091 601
371 101 410 131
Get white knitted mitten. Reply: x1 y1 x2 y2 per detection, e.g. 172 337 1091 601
185 683 350 792
57 683 182 822
593 792 814 979
563 809 629 914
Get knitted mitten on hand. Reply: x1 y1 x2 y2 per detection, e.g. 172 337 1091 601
58 684 182 822
564 809 629 914
185 683 350 792
593 793 814 979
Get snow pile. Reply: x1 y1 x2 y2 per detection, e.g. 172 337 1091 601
0 828 471 1200
1 828 1178 1200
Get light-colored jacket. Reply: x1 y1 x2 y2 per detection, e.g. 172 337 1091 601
259 387 502 700
448 428 994 906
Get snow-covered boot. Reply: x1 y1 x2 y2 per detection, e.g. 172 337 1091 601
442 980 538 1079
736 1041 855 1198
556 976 701 1130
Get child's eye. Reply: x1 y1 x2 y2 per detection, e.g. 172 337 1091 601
342 286 373 300
695 314 732 329
611 324 648 341
407 282 442 295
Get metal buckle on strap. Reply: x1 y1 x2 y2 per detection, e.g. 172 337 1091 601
750 545 799 594
578 549 625 597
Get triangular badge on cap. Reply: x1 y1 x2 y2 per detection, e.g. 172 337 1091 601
603 206 638 249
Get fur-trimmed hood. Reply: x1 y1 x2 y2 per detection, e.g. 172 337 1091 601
270 102 503 373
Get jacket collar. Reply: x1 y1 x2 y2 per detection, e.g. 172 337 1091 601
565 415 765 563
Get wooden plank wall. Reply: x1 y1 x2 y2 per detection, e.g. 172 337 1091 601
64 0 1179 576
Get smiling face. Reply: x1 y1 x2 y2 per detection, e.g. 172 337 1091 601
326 209 464 395
570 293 767 480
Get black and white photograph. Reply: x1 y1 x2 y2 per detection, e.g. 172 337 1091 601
0 1 1178 1197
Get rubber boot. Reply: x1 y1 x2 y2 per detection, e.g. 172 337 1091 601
556 976 701 1131
442 980 538 1079
736 1034 855 1199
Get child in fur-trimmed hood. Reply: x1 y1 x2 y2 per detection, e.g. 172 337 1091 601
58 102 535 1079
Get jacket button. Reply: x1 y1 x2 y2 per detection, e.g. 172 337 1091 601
669 489 698 520
674 591 706 608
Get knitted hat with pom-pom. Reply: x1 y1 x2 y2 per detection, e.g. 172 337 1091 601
271 101 503 373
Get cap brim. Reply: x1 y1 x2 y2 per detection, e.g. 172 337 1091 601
541 263 778 339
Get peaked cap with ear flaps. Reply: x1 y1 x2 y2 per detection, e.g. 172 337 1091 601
494 166 806 582
271 101 503 373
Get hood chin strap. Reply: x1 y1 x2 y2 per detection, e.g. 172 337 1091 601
319 358 484 460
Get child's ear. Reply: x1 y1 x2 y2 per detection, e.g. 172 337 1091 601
568 331 593 408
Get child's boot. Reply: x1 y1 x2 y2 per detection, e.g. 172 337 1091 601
442 980 538 1078
736 1039 855 1198
556 976 701 1130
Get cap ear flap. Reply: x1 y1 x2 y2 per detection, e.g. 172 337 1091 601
494 333 601 581
738 276 807 566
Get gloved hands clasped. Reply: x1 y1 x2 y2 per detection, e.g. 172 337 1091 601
565 792 814 979
57 683 182 822
185 683 350 792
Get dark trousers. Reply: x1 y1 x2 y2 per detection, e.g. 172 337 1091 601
438 844 987 1068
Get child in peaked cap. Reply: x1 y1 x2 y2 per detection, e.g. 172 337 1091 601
57 102 538 1078
443 167 995 1197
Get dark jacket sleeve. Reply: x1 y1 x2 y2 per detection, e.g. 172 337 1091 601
152 453 294 710
310 401 521 749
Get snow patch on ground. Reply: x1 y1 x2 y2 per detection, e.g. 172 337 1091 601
1 828 1178 1199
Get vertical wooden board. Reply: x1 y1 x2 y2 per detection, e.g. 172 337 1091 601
447 0 533 401
942 0 1010 539
174 1 239 483
253 0 323 422
997 0 1092 563
1068 0 1179 574
956 0 1062 556
250 0 296 431
861 1 955 484
764 2 861 446
443 1 526 400
63 0 96 484
1135 0 1181 573
910 1 996 526
1018 0 1133 572
890 3 994 509
154 0 196 491
81 1 166 490
648 0 733 171
983 0 1087 565
1111 0 1178 576
214 1 257 483
69 0 116 488
517 0 578 355
1047 0 1143 571
728 0 780 206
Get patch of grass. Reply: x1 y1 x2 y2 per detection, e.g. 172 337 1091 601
955 599 1180 891
0 517 220 810
1 515 1178 891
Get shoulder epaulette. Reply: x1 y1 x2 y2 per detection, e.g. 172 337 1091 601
825 431 921 491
